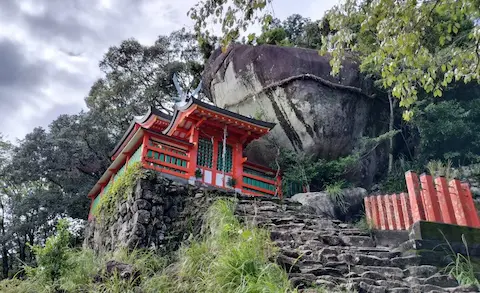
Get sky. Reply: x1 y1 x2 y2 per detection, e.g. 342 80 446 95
0 0 338 141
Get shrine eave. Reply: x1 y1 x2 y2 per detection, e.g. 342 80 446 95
163 98 276 136
109 107 171 158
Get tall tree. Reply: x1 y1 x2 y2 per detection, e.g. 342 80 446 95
86 29 205 136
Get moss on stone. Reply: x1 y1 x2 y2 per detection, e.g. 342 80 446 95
412 221 480 244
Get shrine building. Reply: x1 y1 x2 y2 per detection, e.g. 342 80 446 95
87 93 281 220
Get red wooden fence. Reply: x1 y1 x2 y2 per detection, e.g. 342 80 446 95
364 171 480 230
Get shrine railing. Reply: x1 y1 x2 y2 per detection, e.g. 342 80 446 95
364 171 480 230
143 138 190 179
242 162 278 197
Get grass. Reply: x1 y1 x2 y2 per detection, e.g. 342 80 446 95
354 213 374 233
442 233 480 289
426 159 458 181
0 199 300 293
325 181 347 214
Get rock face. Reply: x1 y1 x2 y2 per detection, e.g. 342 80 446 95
203 44 388 186
291 187 368 221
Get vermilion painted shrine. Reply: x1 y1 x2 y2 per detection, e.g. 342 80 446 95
87 86 282 220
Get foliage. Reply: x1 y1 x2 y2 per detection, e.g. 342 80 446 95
195 168 202 178
426 159 458 181
443 234 480 289
413 97 480 165
323 0 480 120
1 199 301 292
86 29 204 136
227 177 237 187
26 219 72 289
325 181 347 214
354 214 374 234
381 156 421 194
255 14 324 49
189 0 274 49
276 149 357 196
94 162 145 222
145 199 298 293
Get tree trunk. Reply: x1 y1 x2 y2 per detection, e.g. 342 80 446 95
388 93 396 175
2 246 8 278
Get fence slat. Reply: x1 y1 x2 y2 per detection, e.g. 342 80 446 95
435 177 455 224
406 171 426 223
364 197 373 228
400 192 413 229
448 179 468 226
392 194 405 230
377 195 389 230
371 196 380 229
461 183 480 228
419 174 442 222
386 195 396 230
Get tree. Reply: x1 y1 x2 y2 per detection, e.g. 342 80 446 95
320 0 480 120
254 14 324 49
85 29 204 136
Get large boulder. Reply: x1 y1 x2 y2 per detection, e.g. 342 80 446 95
290 187 368 221
203 44 388 187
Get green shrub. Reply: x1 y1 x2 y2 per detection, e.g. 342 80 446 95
326 181 347 214
95 162 146 222
26 219 72 288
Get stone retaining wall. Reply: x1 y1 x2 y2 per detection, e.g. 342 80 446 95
83 173 229 254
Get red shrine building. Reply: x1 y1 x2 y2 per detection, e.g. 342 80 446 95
87 97 282 220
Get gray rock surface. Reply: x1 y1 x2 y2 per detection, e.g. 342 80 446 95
203 44 389 187
291 187 368 221
235 198 479 293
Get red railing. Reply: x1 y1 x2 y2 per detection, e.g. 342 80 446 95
143 138 190 179
364 171 480 230
241 161 281 197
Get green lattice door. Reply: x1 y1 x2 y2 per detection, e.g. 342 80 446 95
197 138 213 168
217 141 233 172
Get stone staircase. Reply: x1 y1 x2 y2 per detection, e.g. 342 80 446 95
235 198 479 293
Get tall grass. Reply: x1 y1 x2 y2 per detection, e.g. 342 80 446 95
0 199 299 292
145 199 297 293
443 233 480 289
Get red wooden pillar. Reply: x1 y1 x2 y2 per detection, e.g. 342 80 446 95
370 196 380 229
141 132 150 169
435 177 455 224
392 194 405 230
212 136 219 186
400 192 413 229
406 171 426 223
386 195 396 230
377 195 389 230
188 126 200 179
448 179 468 226
419 174 442 222
233 141 243 191
364 197 373 228
461 183 480 228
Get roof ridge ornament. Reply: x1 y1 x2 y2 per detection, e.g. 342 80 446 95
172 73 202 108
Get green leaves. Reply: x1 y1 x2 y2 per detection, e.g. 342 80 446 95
318 0 480 120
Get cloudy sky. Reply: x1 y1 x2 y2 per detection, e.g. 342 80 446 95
0 0 337 141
